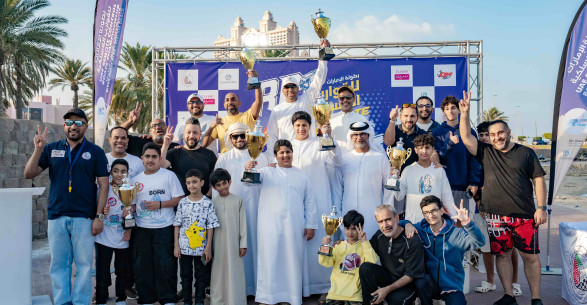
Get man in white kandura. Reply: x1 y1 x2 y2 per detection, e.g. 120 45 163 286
245 139 317 305
329 85 373 151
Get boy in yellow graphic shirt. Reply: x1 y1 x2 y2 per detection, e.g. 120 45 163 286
174 169 220 305
319 210 378 305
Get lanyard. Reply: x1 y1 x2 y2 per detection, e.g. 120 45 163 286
67 139 86 193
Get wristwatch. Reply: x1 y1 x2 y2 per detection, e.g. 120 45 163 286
538 206 547 211
96 214 105 221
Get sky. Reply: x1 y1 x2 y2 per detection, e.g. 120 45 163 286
38 0 584 137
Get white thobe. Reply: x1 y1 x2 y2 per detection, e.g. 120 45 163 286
254 166 317 305
213 148 269 295
267 60 328 151
330 111 373 152
336 149 393 236
291 137 341 295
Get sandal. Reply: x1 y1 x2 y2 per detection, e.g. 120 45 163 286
475 280 496 293
512 283 522 296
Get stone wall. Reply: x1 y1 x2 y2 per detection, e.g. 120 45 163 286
0 118 107 239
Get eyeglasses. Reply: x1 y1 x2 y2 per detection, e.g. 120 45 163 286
188 100 203 105
283 84 297 89
422 208 440 217
338 96 354 101
417 104 433 109
350 132 369 138
150 123 166 129
65 120 86 127
230 133 246 140
402 103 417 109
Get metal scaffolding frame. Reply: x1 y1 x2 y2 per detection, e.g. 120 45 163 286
152 40 483 124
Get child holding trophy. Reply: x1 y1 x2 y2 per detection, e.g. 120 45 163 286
94 159 132 305
318 210 378 305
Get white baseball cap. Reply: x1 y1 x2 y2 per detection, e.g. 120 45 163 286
186 92 204 103
282 76 299 89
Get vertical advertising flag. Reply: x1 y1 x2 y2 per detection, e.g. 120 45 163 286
93 0 129 147
550 0 587 206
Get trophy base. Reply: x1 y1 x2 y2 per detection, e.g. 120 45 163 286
319 47 335 61
241 171 261 184
317 244 333 257
121 217 136 230
247 77 260 90
384 178 400 191
319 135 335 151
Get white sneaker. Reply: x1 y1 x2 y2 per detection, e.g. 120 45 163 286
474 280 496 293
115 301 127 305
513 283 523 296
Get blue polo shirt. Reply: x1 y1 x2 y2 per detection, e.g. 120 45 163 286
38 138 109 220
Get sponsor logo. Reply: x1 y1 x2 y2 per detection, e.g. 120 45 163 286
561 108 587 135
218 69 239 90
107 197 117 206
225 74 232 80
434 64 457 87
197 90 219 111
568 245 587 300
437 70 453 79
137 183 144 192
394 73 410 80
178 70 198 91
82 152 91 160
564 150 570 157
51 150 65 158
391 65 413 87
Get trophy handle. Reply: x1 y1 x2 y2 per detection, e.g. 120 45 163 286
386 145 392 156
327 17 331 28
406 148 412 160
321 214 327 226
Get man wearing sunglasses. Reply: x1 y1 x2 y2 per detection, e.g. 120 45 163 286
415 96 441 134
121 105 181 157
266 39 331 151
24 108 110 305
174 93 219 155
330 85 373 151
213 122 271 296
201 71 263 153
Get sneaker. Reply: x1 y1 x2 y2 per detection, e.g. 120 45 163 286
475 281 496 293
512 283 522 296
91 295 96 304
493 294 518 305
177 289 183 300
115 301 127 305
531 299 543 305
125 287 138 300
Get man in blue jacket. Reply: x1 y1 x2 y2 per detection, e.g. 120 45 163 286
403 195 485 305
432 96 482 207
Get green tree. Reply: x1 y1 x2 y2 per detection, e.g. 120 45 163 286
482 107 509 122
260 49 290 58
0 0 67 118
48 58 91 108
518 136 526 142
543 132 552 140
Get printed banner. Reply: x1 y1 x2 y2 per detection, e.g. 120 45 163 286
560 221 587 305
550 0 587 205
93 0 129 147
166 57 467 148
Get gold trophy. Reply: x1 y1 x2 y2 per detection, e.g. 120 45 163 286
384 137 412 191
241 121 267 184
318 206 343 256
311 9 335 60
312 93 335 151
238 47 260 90
112 174 139 229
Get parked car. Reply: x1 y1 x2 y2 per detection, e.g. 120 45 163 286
532 139 548 145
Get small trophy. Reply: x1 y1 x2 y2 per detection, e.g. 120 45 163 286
318 206 343 256
312 94 335 151
238 47 260 90
112 174 139 229
241 121 268 184
384 137 412 191
311 9 335 60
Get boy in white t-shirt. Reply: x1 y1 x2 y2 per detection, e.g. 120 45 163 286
131 142 185 305
393 134 456 223
94 159 132 305
173 169 220 305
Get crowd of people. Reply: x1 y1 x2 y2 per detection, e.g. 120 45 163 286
25 54 548 305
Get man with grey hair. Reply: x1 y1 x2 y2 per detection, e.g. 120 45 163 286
359 204 425 304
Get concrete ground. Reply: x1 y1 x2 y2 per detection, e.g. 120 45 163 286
33 204 581 305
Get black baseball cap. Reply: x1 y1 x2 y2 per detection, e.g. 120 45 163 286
63 108 88 121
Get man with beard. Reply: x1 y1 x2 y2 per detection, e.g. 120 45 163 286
174 93 219 154
24 108 109 305
459 91 547 305
359 204 424 305
336 122 392 236
266 40 330 151
106 126 144 179
213 122 270 295
383 104 427 169
330 86 373 151
201 71 263 153
415 96 440 133
161 117 218 198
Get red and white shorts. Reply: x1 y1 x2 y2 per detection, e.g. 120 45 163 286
484 214 540 256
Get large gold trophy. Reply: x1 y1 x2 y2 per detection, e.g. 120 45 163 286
112 174 139 229
238 47 260 90
318 206 343 256
312 93 335 151
311 9 335 60
384 137 412 191
241 121 267 184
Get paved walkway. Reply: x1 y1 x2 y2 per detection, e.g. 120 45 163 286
33 204 581 304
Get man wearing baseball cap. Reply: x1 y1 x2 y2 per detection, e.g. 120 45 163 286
174 92 219 155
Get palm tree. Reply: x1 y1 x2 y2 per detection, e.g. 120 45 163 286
482 107 508 122
48 58 91 108
0 0 67 118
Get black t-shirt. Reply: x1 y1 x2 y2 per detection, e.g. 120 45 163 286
475 142 545 219
126 134 179 157
166 146 218 196
369 229 425 282
394 125 427 171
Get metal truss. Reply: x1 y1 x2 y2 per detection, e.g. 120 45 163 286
152 41 483 124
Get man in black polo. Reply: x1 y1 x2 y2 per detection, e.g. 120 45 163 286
24 108 109 305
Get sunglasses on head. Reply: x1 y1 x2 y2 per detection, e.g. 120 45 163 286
65 120 85 127
339 96 354 101
283 84 297 89
230 133 246 140
402 103 417 109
